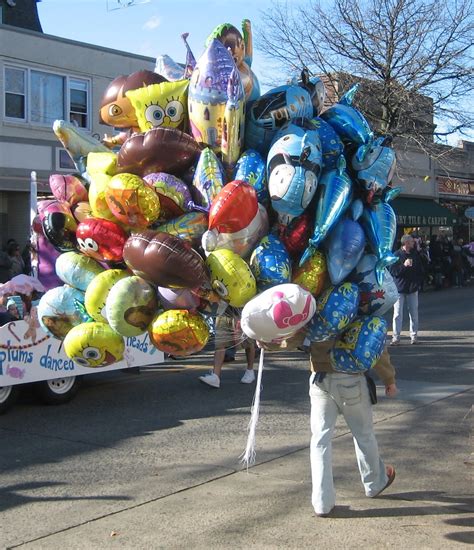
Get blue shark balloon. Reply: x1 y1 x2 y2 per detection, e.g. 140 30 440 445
330 316 388 374
350 254 399 316
303 282 359 342
250 234 291 291
245 82 315 155
352 136 396 203
267 120 322 225
360 199 397 285
233 149 269 204
324 217 366 285
300 156 352 266
320 84 373 162
310 117 344 170
192 147 226 211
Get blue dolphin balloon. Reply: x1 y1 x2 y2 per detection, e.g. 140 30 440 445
233 149 269 205
249 234 291 291
360 199 397 285
267 120 322 225
352 136 396 203
300 155 352 266
320 84 373 162
324 217 366 285
310 117 344 170
303 282 359 342
330 315 388 374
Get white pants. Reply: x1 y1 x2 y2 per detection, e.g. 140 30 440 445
309 372 388 515
392 291 419 340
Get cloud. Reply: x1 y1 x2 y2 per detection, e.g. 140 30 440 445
143 15 161 30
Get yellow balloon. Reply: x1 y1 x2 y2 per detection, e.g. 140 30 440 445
85 269 129 322
105 173 161 228
149 309 209 356
206 249 257 307
88 173 116 221
126 80 189 133
87 151 118 176
292 251 328 297
64 322 125 368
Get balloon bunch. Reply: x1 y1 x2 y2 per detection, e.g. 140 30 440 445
34 19 400 375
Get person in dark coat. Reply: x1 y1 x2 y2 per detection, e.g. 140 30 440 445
0 250 12 284
389 234 425 345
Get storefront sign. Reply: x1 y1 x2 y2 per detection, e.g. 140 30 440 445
396 214 449 226
438 176 474 196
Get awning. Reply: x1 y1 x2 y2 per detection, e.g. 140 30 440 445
391 197 458 227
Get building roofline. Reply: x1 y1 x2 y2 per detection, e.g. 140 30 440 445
0 23 155 62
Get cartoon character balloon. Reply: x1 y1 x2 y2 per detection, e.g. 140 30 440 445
106 276 158 337
37 285 85 340
250 234 291 292
304 282 359 342
206 249 257 307
149 309 210 356
241 283 316 343
350 254 399 316
64 322 125 368
267 120 322 225
330 316 388 374
76 218 128 263
85 269 129 323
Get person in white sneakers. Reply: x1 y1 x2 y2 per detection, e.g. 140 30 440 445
199 312 255 389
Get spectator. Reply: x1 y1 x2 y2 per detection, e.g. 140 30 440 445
7 242 25 278
21 240 33 276
451 238 465 287
389 234 425 345
0 249 12 283
429 235 443 289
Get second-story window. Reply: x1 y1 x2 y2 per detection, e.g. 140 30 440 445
4 66 90 130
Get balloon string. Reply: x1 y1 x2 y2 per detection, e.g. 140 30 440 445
240 348 265 469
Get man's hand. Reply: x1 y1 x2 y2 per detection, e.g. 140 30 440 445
385 383 398 397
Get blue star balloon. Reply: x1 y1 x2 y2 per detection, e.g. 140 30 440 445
310 117 344 170
233 149 269 205
249 234 291 291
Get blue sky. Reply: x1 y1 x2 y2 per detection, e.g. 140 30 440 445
37 0 279 88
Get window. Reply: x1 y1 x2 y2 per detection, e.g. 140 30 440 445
4 66 90 129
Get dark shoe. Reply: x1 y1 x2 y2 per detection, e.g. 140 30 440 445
373 465 396 497
315 506 335 518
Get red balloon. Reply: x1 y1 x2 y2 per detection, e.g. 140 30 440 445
123 230 209 289
208 181 258 234
117 128 202 178
76 218 128 263
278 213 313 260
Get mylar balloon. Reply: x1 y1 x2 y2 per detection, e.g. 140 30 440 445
106 276 158 337
277 213 312 260
250 234 291 292
116 127 202 178
88 173 116 221
72 201 92 223
157 287 201 310
76 218 128 263
42 209 78 253
241 283 316 343
330 316 388 374
304 282 359 342
49 174 88 206
123 230 209 289
86 151 118 176
85 269 129 323
350 254 399 316
309 117 344 170
149 309 209 356
125 79 189 132
192 147 225 210
206 249 257 307
143 172 193 218
324 217 366 285
233 149 268 204
64 322 125 368
55 251 104 291
105 173 161 228
292 251 327 296
37 285 85 340
157 212 208 247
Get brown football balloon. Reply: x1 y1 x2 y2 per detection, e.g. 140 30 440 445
123 230 209 289
116 128 202 178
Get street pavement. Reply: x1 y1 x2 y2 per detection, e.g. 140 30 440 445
0 285 473 549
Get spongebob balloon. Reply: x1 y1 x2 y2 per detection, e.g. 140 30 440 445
64 322 125 368
206 249 256 307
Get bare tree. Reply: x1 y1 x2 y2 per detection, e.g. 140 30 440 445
256 0 474 151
